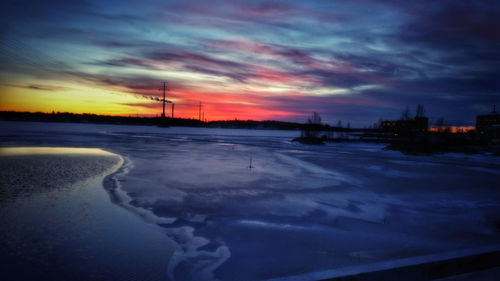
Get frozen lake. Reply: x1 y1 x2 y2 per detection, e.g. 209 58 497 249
1 121 500 281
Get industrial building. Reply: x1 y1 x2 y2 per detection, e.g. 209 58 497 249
476 105 500 134
381 117 428 135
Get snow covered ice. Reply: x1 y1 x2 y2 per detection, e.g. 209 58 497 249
1 121 500 281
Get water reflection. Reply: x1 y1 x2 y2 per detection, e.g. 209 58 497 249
0 147 172 281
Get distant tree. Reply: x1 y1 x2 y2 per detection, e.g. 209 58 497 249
401 106 411 120
309 112 322 125
301 112 322 138
415 104 425 118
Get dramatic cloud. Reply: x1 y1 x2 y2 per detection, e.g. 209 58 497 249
0 0 498 125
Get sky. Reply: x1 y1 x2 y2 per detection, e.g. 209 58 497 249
0 0 499 126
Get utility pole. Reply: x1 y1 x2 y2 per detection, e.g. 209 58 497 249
198 101 202 121
172 103 174 118
160 81 168 125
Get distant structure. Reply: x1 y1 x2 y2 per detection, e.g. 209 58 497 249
476 105 500 134
382 117 428 135
198 101 202 121
381 105 428 135
160 81 168 125
158 81 174 126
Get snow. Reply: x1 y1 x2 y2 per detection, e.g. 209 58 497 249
1 121 500 281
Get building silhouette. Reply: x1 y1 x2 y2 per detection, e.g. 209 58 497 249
476 105 500 135
381 117 428 135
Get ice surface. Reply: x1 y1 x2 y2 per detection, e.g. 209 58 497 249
1 121 500 281
0 147 122 201
0 147 173 281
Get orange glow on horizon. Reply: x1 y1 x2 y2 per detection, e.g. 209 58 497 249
428 126 475 133
0 83 307 121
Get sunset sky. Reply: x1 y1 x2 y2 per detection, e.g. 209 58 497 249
1 0 498 126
